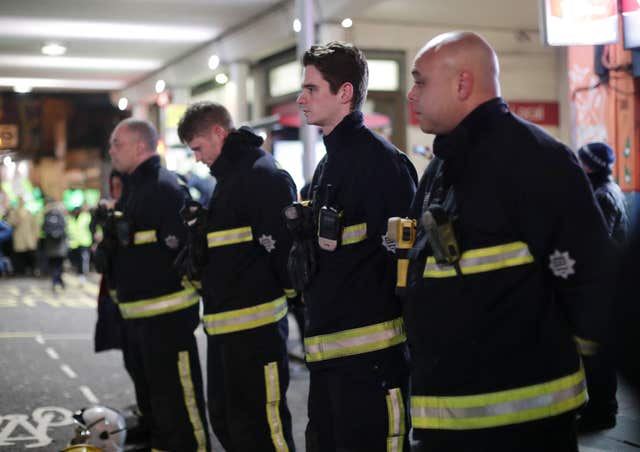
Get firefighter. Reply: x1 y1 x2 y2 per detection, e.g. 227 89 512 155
294 42 417 451
101 118 209 452
177 102 296 451
404 31 614 452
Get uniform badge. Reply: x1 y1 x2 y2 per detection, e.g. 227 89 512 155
258 234 276 253
382 235 397 253
548 250 575 279
164 235 180 250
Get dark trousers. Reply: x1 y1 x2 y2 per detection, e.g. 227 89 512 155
49 257 64 287
207 318 294 452
583 351 618 415
306 348 410 452
69 246 90 275
412 411 579 452
123 305 210 452
13 250 36 274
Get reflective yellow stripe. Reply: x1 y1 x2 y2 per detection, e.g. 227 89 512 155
574 336 599 356
342 222 367 245
203 296 287 335
423 241 534 278
109 290 118 303
133 229 157 245
118 289 199 319
305 317 406 362
207 226 253 248
264 362 289 452
411 367 587 430
386 387 406 452
284 288 297 299
177 351 207 452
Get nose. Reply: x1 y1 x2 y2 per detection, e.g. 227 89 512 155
194 152 202 163
296 91 305 105
407 86 416 103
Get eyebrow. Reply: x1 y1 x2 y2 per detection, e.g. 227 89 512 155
302 83 317 89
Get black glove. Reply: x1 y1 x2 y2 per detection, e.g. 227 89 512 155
287 239 317 292
94 235 117 274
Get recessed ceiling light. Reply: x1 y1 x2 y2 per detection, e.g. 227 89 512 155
215 73 228 84
208 54 220 71
293 19 301 33
41 42 66 56
341 18 353 28
118 97 128 111
13 84 32 93
155 79 166 93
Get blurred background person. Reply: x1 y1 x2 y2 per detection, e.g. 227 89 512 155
67 204 93 281
6 197 39 276
576 141 630 432
42 199 68 292
0 218 13 277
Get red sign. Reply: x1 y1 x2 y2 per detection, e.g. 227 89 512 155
509 102 560 127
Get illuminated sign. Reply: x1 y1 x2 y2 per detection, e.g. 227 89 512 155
541 0 618 46
622 0 640 49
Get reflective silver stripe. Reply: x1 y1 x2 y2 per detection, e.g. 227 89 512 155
133 230 157 245
342 223 367 245
574 336 599 356
207 226 253 248
119 289 199 319
264 362 289 452
177 351 207 452
386 388 405 452
203 296 288 335
411 367 587 430
305 318 406 362
424 241 534 278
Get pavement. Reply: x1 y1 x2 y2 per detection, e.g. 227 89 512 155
0 272 639 451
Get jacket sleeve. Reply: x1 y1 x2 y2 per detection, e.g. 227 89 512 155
509 142 615 350
156 179 189 257
594 189 618 238
248 167 298 298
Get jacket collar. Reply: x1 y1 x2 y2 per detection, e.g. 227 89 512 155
210 126 263 179
129 155 160 186
433 97 508 161
322 111 364 155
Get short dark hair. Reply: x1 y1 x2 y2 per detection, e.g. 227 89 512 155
302 41 369 111
178 101 234 143
120 118 158 151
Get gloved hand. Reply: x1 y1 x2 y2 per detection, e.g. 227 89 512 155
287 238 317 292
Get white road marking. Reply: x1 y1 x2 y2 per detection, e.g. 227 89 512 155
35 334 45 344
45 347 59 360
79 385 99 404
60 364 77 379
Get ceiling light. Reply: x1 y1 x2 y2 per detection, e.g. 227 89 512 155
208 54 220 71
13 84 32 93
0 17 216 43
155 79 166 93
0 77 124 91
118 97 128 111
341 18 353 28
0 55 161 71
293 19 302 33
215 73 229 84
41 42 67 56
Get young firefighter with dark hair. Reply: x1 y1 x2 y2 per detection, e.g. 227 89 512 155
177 102 297 452
292 41 417 451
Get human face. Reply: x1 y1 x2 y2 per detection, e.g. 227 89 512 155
407 51 459 135
186 124 226 167
108 125 140 174
296 65 346 135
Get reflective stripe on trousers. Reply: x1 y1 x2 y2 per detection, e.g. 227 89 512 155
342 223 367 245
118 288 199 319
133 229 157 245
203 296 288 335
177 351 208 452
386 387 406 452
411 367 587 430
207 226 253 248
423 241 534 278
264 362 289 452
574 336 599 356
304 317 406 362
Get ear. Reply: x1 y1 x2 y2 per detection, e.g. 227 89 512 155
338 82 354 106
457 71 473 101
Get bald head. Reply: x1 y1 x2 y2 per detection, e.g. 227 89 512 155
408 31 501 135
